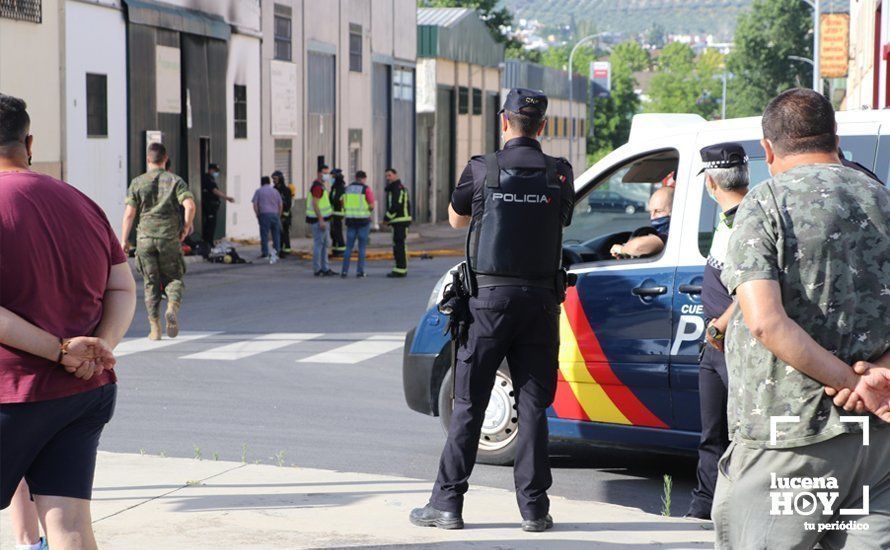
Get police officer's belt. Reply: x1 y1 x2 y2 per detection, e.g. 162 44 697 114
475 274 555 290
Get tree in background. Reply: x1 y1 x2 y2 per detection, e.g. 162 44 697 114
646 23 667 49
725 0 812 117
539 43 601 77
588 41 650 162
419 0 541 61
647 43 724 119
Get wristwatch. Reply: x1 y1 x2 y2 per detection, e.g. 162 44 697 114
707 323 724 341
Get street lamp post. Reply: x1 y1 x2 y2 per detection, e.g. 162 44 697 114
802 0 821 91
568 34 602 166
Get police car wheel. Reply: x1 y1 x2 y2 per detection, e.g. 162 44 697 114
625 205 636 214
438 364 519 466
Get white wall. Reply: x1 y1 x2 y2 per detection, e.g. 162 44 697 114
64 0 128 223
226 33 263 239
0 0 62 177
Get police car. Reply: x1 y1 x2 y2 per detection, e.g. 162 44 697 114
403 110 890 465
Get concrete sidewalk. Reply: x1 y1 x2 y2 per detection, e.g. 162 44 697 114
231 221 465 262
1 452 714 549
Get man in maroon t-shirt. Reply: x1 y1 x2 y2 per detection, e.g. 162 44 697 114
0 94 136 548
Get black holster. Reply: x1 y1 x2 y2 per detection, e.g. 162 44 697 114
556 268 578 303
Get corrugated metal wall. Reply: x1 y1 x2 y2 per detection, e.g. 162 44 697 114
125 21 228 242
434 86 455 222
391 69 415 214
307 52 335 178
372 62 391 209
127 24 184 181
415 112 434 223
503 60 587 101
182 33 228 241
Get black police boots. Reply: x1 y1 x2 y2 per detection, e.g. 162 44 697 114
521 514 554 533
409 504 464 530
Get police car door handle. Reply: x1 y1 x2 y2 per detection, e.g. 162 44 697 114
678 284 702 295
632 285 668 296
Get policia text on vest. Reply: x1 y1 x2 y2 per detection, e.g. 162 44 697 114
411 87 575 533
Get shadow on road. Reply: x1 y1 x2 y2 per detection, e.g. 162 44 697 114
340 539 711 549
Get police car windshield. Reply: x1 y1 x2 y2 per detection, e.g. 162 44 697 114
563 150 679 247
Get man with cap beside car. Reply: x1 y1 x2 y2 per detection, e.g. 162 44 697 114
410 88 574 532
685 143 749 520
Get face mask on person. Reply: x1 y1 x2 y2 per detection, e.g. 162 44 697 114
650 215 671 234
322 174 332 184
705 182 717 202
212 171 219 181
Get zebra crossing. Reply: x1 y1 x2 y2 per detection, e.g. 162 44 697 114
115 331 406 365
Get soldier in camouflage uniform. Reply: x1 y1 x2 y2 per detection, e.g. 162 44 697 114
713 89 890 549
120 143 196 340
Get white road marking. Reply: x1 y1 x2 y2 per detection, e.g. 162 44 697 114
115 331 221 357
182 333 323 361
298 334 405 364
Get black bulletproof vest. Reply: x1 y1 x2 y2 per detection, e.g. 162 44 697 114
470 152 563 279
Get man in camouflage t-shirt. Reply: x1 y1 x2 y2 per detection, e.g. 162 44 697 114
713 89 890 549
120 143 196 340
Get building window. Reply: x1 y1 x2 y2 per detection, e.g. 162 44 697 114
234 85 247 139
274 139 292 185
349 24 362 72
86 73 108 138
0 0 42 23
393 68 414 101
274 4 292 61
579 118 585 137
458 86 469 114
472 88 482 115
563 117 569 137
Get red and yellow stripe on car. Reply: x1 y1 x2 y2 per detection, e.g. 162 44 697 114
553 287 668 428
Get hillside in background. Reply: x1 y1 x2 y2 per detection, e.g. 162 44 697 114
503 0 754 40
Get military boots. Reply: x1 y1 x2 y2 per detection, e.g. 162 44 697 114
165 302 180 338
148 318 162 341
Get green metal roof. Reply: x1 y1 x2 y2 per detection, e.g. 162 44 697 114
417 7 503 68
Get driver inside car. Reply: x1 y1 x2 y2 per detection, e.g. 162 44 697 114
609 186 674 258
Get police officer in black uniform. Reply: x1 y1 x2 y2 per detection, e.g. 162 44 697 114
685 143 749 520
410 88 574 532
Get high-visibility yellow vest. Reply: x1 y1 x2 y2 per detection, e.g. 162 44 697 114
307 181 333 220
343 183 372 220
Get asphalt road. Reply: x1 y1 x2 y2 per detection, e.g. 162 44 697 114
101 251 697 517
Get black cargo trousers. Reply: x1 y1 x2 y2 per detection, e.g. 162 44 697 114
688 345 729 519
430 284 561 520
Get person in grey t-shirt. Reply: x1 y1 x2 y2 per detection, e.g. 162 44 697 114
713 88 890 549
251 176 283 262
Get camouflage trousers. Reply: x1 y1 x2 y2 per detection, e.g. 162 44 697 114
135 236 186 320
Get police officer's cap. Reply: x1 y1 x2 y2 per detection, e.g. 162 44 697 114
499 88 548 119
698 142 748 175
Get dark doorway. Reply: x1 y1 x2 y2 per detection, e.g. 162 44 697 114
199 137 211 177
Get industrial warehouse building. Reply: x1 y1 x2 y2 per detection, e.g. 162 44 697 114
0 0 416 239
260 0 417 233
415 7 504 223
414 8 589 223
